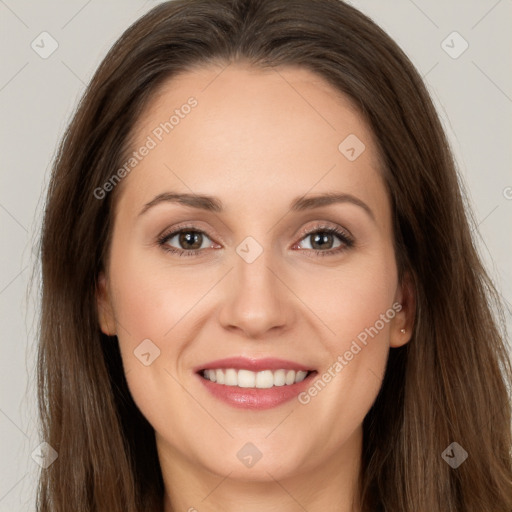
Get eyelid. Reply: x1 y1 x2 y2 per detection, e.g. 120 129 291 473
156 222 220 250
157 221 220 243
295 222 354 243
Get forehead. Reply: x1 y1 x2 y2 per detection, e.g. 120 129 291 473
116 62 387 219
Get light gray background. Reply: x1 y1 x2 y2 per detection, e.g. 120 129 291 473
1 0 511 510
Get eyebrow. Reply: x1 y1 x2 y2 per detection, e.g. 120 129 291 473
138 191 375 221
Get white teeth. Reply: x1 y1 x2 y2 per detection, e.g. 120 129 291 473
238 369 255 388
256 370 274 388
224 368 238 386
295 370 308 383
202 368 310 388
273 369 286 386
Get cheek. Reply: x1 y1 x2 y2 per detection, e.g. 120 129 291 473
293 249 397 345
108 242 206 345
107 251 207 440
292 250 397 421
105 244 195 385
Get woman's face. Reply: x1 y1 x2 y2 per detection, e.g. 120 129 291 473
98 62 413 485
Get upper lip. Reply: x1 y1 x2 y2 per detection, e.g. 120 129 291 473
194 357 315 373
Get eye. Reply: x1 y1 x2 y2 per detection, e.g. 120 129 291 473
157 223 354 258
157 226 216 257
294 224 354 257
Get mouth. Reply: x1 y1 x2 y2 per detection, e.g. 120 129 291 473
194 357 318 409
198 368 316 388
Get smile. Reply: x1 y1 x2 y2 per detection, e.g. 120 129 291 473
200 368 312 388
194 357 318 409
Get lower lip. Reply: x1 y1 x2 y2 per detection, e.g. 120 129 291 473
196 371 317 410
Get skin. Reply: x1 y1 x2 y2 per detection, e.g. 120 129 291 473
97 62 415 512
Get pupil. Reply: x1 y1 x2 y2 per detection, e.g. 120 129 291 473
180 231 202 250
312 232 332 250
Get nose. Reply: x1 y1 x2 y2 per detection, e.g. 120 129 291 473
218 242 295 338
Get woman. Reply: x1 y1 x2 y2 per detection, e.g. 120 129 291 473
36 0 512 510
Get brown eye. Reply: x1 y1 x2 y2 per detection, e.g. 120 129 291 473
295 225 354 257
177 231 204 250
308 231 338 250
158 228 214 256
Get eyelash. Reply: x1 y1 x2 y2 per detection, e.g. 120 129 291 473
156 223 355 258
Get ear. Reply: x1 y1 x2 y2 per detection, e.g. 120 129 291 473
96 271 116 336
389 271 416 348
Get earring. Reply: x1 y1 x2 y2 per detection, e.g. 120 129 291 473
400 328 406 334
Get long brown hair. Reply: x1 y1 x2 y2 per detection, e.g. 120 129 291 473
36 0 512 510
